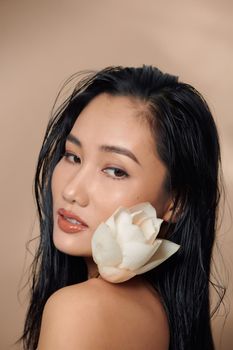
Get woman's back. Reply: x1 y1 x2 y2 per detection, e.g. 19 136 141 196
38 276 169 350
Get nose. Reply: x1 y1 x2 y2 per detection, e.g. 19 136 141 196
62 167 90 207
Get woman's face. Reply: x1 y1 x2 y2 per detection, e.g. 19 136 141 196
52 93 172 257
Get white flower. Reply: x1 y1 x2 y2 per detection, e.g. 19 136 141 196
91 202 180 283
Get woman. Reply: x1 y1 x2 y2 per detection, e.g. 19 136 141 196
20 66 223 349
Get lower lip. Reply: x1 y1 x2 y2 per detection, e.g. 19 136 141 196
57 214 88 234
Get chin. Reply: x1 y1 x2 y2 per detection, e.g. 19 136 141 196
53 227 93 257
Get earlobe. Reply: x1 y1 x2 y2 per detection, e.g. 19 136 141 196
162 200 179 223
162 204 174 222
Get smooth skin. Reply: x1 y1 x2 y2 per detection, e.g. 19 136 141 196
38 93 173 349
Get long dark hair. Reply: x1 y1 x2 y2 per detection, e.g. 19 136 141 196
20 66 224 350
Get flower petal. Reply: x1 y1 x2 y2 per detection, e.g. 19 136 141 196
120 240 162 270
115 209 132 229
129 203 163 242
105 206 126 237
136 239 180 274
91 223 122 266
114 208 147 245
137 216 163 242
99 265 136 283
116 224 146 246
105 214 117 237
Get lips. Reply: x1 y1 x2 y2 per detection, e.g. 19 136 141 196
57 208 89 233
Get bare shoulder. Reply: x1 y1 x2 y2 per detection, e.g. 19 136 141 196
37 279 106 349
37 277 169 350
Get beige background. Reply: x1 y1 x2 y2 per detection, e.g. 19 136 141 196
0 0 232 349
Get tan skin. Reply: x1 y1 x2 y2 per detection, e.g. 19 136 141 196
38 93 173 349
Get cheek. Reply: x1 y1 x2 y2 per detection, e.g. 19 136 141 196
94 181 143 217
90 183 137 223
113 178 168 217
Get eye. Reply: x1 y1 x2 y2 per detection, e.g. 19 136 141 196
63 151 81 164
103 167 129 180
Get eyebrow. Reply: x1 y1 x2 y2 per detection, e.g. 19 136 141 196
66 133 141 166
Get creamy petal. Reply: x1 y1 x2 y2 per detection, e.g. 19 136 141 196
91 223 122 266
116 224 146 246
130 203 163 242
120 241 162 270
115 209 133 231
139 217 163 242
105 206 125 237
99 265 136 283
131 211 145 225
136 239 180 274
105 215 117 238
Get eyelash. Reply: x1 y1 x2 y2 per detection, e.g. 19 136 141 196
63 151 129 180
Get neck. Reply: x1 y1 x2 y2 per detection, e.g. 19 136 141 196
84 257 100 279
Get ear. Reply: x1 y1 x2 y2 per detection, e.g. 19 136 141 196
162 198 180 223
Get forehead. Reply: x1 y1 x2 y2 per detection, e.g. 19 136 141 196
70 93 156 155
